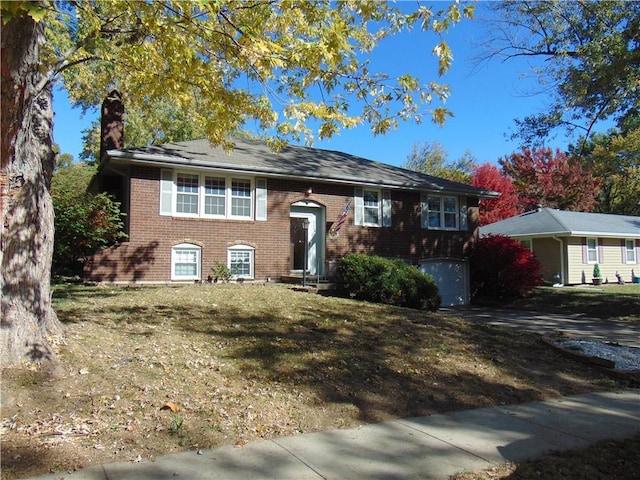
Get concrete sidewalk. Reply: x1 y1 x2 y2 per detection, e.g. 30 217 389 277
30 390 640 480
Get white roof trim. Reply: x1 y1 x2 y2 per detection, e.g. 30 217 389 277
502 231 640 239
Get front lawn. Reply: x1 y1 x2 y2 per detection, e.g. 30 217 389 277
0 283 633 479
506 284 640 322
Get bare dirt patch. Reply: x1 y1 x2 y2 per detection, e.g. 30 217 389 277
0 284 630 479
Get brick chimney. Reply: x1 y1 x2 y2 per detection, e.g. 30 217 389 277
99 90 124 161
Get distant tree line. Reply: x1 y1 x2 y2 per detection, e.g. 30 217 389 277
405 130 638 227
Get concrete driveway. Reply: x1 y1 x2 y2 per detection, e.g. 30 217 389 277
442 306 639 348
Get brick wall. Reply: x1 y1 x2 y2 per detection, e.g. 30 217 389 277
85 166 480 283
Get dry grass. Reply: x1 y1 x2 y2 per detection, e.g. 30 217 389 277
451 434 640 480
0 283 632 479
506 284 640 322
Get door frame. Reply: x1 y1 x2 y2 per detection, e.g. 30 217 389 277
290 201 325 277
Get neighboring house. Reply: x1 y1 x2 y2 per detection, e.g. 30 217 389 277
480 208 640 285
85 93 497 306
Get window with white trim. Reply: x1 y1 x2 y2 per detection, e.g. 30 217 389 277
161 169 265 220
625 239 637 263
171 243 201 280
228 245 254 279
422 194 459 230
354 187 391 227
231 178 252 218
443 197 457 228
363 189 380 225
176 173 199 215
586 238 598 263
204 176 225 216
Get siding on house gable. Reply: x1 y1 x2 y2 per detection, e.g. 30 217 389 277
85 165 480 283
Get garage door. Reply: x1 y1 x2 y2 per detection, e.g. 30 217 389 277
419 260 469 307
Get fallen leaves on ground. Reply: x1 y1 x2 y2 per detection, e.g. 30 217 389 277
0 284 628 479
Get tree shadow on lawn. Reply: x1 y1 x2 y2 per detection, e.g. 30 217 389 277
52 284 140 300
191 301 622 424
53 287 627 426
507 286 640 321
7 285 630 480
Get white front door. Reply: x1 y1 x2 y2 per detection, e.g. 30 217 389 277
290 213 316 274
290 203 325 276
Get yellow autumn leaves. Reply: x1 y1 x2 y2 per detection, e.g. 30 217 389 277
32 0 473 146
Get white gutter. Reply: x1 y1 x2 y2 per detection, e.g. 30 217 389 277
502 231 640 240
568 231 640 239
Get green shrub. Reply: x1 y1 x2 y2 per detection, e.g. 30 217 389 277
212 262 232 282
336 253 440 311
52 162 126 277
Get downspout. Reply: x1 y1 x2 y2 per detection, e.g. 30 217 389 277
552 236 565 285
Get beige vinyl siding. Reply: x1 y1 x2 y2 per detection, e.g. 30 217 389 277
599 238 637 283
566 238 587 284
531 237 563 284
567 237 639 284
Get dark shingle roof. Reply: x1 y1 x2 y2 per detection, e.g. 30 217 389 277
480 208 640 238
106 137 496 197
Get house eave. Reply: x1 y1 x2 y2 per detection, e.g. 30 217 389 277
497 231 572 239
106 149 497 198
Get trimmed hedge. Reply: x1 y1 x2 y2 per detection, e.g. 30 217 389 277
336 253 441 311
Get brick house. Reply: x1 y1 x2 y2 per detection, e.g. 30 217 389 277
85 95 497 306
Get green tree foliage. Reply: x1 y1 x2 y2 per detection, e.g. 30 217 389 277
51 162 126 276
499 147 600 212
569 118 640 215
404 141 474 184
486 1 639 144
80 97 211 163
337 253 441 311
470 234 543 301
53 142 73 168
586 130 640 215
470 163 522 225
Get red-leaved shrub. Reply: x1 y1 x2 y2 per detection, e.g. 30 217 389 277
470 234 543 301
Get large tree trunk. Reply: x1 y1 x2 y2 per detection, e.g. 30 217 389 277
1 12 62 367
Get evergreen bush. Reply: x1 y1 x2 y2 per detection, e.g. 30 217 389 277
336 253 440 311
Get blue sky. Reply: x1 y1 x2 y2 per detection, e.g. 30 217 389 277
52 3 574 169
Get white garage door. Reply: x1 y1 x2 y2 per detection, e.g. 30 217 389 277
419 260 469 307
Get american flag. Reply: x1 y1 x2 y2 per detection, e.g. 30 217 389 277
332 201 351 234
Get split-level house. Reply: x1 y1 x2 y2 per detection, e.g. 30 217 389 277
480 208 640 285
86 93 497 306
